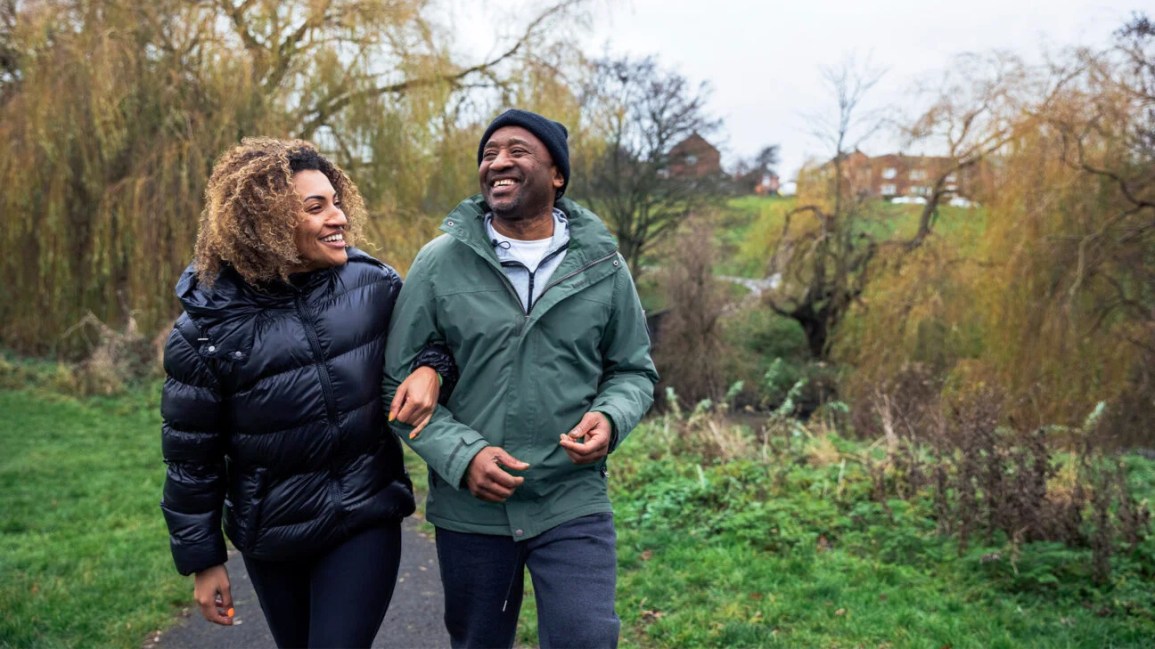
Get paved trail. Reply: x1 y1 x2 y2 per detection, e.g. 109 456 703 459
146 517 449 649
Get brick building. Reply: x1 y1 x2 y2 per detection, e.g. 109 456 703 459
666 132 723 178
817 151 989 201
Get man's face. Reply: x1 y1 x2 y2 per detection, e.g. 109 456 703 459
479 126 564 221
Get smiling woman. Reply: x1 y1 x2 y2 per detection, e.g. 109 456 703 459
159 138 458 648
289 169 350 274
192 139 367 286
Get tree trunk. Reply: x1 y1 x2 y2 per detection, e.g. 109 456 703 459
797 313 830 360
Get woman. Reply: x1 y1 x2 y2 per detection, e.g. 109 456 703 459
160 137 453 648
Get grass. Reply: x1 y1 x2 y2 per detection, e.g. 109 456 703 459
0 383 189 649
716 194 988 280
604 418 1155 648
716 195 796 278
5 363 1154 648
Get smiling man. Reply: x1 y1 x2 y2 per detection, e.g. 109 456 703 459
384 109 658 648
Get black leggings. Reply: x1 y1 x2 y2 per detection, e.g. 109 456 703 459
242 522 402 648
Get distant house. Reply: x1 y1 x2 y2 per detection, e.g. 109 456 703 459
666 133 723 179
735 168 781 195
819 151 988 201
755 171 780 195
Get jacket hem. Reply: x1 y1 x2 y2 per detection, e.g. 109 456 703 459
426 502 613 540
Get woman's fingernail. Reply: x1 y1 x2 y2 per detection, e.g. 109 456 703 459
227 608 235 617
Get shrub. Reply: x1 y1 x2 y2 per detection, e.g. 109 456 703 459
61 312 160 396
652 217 733 408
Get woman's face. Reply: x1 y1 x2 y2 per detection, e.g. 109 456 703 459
289 169 348 273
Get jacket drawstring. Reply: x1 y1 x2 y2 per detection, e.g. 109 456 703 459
501 542 528 612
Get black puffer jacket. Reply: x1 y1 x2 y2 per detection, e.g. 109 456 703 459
160 248 450 576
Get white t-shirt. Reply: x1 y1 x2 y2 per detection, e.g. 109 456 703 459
485 209 570 311
491 233 553 273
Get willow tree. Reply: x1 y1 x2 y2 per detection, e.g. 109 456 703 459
975 14 1154 430
836 15 1154 433
0 0 587 356
829 52 1033 403
766 55 887 360
773 52 1030 363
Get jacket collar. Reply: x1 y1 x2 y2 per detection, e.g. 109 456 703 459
440 195 618 269
485 208 571 265
175 247 377 357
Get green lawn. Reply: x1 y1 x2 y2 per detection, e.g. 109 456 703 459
4 377 1153 648
606 420 1155 648
717 194 988 279
0 386 189 649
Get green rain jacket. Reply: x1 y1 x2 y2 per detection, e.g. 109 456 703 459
384 195 658 539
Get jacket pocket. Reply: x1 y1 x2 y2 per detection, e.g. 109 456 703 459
227 466 268 552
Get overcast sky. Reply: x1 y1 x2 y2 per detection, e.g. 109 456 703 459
453 1 1142 187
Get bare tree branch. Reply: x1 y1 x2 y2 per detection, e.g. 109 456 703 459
295 0 580 138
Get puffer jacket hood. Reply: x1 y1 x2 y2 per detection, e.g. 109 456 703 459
161 247 417 575
172 248 381 362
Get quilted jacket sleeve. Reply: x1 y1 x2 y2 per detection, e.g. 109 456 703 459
159 319 229 576
410 342 459 404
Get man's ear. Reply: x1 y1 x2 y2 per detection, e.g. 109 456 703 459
551 166 564 189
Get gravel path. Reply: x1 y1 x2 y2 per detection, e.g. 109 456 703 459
145 517 449 649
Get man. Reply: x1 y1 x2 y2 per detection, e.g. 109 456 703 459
384 108 658 648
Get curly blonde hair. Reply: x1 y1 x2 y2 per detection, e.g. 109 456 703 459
194 137 367 286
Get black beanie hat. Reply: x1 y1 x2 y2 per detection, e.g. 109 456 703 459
477 109 570 198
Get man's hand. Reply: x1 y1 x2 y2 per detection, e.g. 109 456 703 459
465 447 529 502
559 411 613 464
193 564 234 626
390 366 440 439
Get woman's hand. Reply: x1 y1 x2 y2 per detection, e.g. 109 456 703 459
390 366 440 439
193 564 234 626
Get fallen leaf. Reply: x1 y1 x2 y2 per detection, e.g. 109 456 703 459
640 609 665 624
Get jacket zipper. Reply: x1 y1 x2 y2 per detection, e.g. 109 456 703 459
296 291 344 525
492 266 529 319
500 244 570 314
296 294 340 425
529 250 619 315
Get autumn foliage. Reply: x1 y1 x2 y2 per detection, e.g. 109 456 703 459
0 0 586 356
836 18 1154 438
